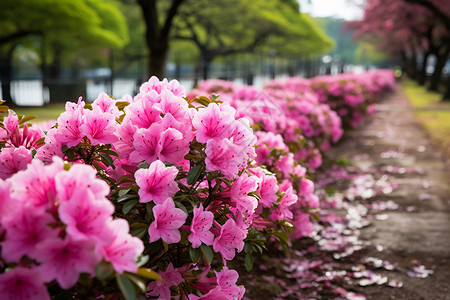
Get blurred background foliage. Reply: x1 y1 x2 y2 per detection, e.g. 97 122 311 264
1 0 447 106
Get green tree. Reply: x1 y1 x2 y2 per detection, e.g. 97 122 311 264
0 0 128 104
172 0 333 79
136 0 185 79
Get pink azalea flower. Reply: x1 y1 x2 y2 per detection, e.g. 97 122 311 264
148 198 187 244
0 179 12 223
157 127 189 164
55 105 85 148
166 79 186 97
189 204 214 248
300 178 314 196
0 146 32 179
115 120 137 158
224 173 259 216
139 76 164 94
135 160 179 204
308 150 322 169
213 219 246 261
205 138 242 179
192 103 236 143
35 237 100 289
0 267 50 300
189 287 229 300
79 106 118 145
160 112 195 145
1 207 57 262
65 96 85 112
229 118 256 161
156 91 189 120
125 92 162 129
129 124 161 164
92 92 121 118
275 153 295 178
58 188 114 244
147 263 184 299
101 219 144 274
215 268 246 299
55 163 110 202
271 185 298 221
10 159 62 210
257 173 279 208
3 111 19 136
35 128 64 162
291 211 315 238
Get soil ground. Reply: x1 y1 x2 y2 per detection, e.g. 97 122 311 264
237 87 450 299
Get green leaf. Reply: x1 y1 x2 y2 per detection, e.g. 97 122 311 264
124 273 146 293
116 274 136 300
194 96 212 106
245 253 254 272
122 199 139 214
117 193 139 203
135 255 148 268
200 244 214 264
99 153 115 168
118 187 132 197
95 260 115 281
18 115 37 124
138 161 149 169
189 247 201 263
130 227 147 239
174 200 188 215
116 101 130 109
137 268 161 280
187 165 202 185
102 149 119 157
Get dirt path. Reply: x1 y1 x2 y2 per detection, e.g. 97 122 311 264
240 86 450 300
328 86 450 299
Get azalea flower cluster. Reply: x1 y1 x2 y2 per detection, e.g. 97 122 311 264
189 78 343 170
189 70 395 168
0 158 143 299
0 77 303 299
310 70 395 128
0 70 394 299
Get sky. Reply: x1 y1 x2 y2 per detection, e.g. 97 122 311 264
298 0 364 20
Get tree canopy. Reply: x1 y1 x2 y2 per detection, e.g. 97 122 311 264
350 0 450 99
0 0 128 103
170 0 333 78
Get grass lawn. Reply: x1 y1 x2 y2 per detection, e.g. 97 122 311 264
8 103 65 122
403 79 450 158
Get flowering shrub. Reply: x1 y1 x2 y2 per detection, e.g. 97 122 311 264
0 78 299 299
189 78 343 170
310 70 395 128
0 70 394 299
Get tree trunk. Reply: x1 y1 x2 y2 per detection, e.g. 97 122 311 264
418 51 430 86
442 76 450 101
428 47 449 92
201 50 213 80
137 0 185 79
0 45 17 106
46 44 86 102
148 41 168 78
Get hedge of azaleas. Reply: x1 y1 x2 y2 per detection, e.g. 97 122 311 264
0 70 394 299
